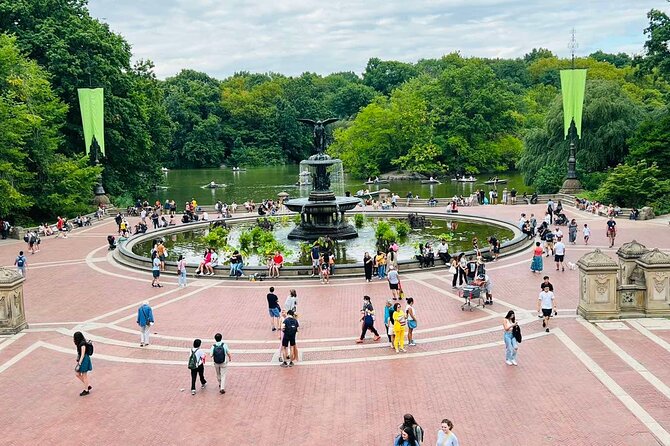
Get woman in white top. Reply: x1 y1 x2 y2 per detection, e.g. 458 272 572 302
284 289 298 313
177 255 187 287
406 298 418 346
436 418 459 446
189 339 207 395
502 310 519 366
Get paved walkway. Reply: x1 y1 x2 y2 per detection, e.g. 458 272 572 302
1 203 670 445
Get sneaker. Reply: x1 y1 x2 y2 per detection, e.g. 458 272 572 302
280 362 288 368
400 348 406 352
355 339 364 344
373 336 381 342
272 327 276 332
408 341 416 346
562 267 565 272
505 360 513 365
288 361 294 367
395 349 400 354
220 389 225 394
201 382 207 389
511 360 518 366
191 390 196 395
140 343 144 347
79 390 90 396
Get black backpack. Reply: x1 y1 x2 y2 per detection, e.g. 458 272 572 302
283 317 299 336
85 340 94 356
212 343 226 364
512 325 522 343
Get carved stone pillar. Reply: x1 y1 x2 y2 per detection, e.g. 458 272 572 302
577 249 619 320
616 240 648 315
637 248 670 317
0 268 28 334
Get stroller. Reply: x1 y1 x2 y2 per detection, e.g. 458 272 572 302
107 235 117 251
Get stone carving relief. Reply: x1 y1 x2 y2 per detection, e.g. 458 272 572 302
0 296 6 320
595 275 611 303
621 292 634 305
651 272 668 301
629 266 646 286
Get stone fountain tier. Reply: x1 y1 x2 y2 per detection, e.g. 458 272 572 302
284 195 360 240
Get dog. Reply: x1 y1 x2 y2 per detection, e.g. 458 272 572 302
567 261 577 271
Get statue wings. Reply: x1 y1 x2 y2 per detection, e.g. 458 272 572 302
321 118 339 126
297 119 316 127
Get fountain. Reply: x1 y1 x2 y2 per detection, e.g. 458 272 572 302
284 118 360 241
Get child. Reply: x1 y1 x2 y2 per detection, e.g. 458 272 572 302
319 254 329 284
583 223 591 245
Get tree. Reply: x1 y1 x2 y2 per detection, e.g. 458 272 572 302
523 48 555 64
589 50 632 68
595 161 670 208
627 109 670 177
362 57 418 95
636 7 670 82
518 80 644 184
0 33 100 221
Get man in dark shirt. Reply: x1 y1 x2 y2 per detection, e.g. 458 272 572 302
540 276 554 292
310 243 320 277
606 217 617 248
280 310 300 367
267 286 281 332
488 236 499 261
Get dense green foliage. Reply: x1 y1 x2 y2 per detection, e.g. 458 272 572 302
0 34 100 222
1 0 670 222
238 226 289 258
594 162 670 211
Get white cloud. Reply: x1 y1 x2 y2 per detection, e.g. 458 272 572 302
87 0 666 79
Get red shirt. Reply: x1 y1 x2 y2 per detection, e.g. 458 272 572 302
57 218 63 230
273 254 283 265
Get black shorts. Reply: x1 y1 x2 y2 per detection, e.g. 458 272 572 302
281 335 296 347
389 283 399 290
493 246 500 254
152 270 160 278
542 308 553 317
554 254 564 262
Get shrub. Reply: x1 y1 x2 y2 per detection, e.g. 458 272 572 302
354 213 366 228
394 220 411 238
203 227 230 250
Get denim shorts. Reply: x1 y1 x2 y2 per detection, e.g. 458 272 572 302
269 307 280 318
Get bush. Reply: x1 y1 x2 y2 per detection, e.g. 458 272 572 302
237 226 291 257
353 213 366 228
203 227 230 250
394 220 411 238
594 161 670 208
532 164 563 194
374 221 397 251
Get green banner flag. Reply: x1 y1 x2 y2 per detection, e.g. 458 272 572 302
77 88 105 156
560 69 587 139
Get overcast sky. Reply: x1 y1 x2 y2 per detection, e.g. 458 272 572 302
88 0 666 80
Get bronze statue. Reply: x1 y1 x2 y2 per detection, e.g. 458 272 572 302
297 118 338 154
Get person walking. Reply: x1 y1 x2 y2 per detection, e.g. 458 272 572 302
457 253 467 287
392 303 407 353
406 297 418 346
151 252 162 287
177 254 187 287
357 295 381 344
319 253 330 284
136 301 154 347
363 252 373 282
503 310 519 366
14 251 27 278
310 243 320 277
284 289 298 313
394 427 420 446
267 287 281 331
280 310 299 367
73 331 93 396
554 238 566 272
436 419 459 446
568 219 578 245
530 241 543 273
187 339 207 395
388 266 400 300
398 414 424 445
383 299 394 345
606 217 617 248
210 333 232 394
538 286 556 333
583 223 591 245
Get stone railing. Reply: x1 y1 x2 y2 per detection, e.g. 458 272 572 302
577 240 670 319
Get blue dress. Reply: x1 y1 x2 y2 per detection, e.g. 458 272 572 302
531 255 543 272
79 354 92 373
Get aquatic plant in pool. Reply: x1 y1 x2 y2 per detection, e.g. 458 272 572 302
132 215 514 267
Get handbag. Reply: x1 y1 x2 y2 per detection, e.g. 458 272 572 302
448 265 457 274
398 282 405 299
408 320 417 329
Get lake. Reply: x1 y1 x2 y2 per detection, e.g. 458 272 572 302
154 166 531 205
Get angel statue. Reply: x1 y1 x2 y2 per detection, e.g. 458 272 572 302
297 118 339 154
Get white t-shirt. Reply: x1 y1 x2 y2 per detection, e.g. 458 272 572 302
437 243 449 254
554 229 563 239
285 295 297 311
554 242 565 256
583 227 591 237
539 291 554 309
406 304 416 321
388 270 399 284
190 348 206 366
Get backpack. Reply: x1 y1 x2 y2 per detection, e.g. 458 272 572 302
283 317 299 336
85 340 94 356
16 256 25 268
512 325 522 343
212 343 227 364
23 234 29 243
188 349 198 370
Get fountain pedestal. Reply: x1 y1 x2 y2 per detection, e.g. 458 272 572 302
285 154 359 241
